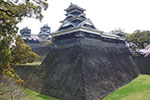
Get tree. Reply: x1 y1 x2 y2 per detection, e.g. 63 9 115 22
0 75 27 100
0 0 48 75
11 36 39 65
127 30 150 49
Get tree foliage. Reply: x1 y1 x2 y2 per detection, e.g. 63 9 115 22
127 30 150 49
0 0 48 74
11 36 39 65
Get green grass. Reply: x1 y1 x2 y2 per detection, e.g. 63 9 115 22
24 62 42 66
24 88 59 100
16 62 42 66
104 75 150 100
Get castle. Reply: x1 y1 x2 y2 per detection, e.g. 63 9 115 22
20 3 124 49
20 24 51 48
31 3 138 100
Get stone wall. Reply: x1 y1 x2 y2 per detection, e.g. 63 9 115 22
14 44 150 100
15 37 141 100
133 56 150 75
34 37 138 100
32 46 50 61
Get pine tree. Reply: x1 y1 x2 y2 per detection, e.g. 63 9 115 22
0 0 48 74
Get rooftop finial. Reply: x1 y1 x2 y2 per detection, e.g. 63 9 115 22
69 2 74 8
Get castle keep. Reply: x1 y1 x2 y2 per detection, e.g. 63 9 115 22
52 3 124 43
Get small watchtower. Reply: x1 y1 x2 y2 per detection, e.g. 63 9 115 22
20 27 31 38
38 24 51 40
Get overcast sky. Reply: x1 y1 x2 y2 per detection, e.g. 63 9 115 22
17 0 150 34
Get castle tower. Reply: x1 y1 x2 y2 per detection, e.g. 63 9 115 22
20 27 31 39
38 24 51 40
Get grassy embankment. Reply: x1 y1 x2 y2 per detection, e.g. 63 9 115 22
104 75 150 100
24 88 59 100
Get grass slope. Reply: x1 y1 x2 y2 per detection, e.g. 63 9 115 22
104 75 150 100
24 88 59 100
0 76 59 100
